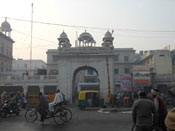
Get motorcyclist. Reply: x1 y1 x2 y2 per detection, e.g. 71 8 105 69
1 92 20 117
8 92 18 113
0 91 8 107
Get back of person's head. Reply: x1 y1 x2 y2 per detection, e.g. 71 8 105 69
139 91 147 98
39 92 43 96
169 87 175 97
56 89 60 93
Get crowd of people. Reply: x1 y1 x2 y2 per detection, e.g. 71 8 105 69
0 91 27 109
1 88 175 130
111 89 174 109
132 88 175 131
0 89 65 122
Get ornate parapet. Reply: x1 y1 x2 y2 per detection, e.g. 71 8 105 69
58 47 114 55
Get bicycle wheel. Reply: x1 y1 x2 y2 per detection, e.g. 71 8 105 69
53 111 66 125
25 109 38 123
63 108 72 122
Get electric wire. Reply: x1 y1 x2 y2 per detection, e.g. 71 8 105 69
1 16 175 33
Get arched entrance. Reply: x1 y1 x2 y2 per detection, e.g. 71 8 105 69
72 66 100 103
57 55 113 104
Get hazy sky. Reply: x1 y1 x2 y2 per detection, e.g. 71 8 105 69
0 0 175 62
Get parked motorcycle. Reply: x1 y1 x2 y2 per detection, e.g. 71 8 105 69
0 100 20 118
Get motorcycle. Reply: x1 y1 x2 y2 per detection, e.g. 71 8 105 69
0 100 20 118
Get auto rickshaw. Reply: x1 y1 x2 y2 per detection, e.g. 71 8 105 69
78 90 105 109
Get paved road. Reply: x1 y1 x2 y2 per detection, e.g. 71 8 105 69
0 106 133 131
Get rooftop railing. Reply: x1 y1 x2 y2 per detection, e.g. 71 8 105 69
0 75 57 81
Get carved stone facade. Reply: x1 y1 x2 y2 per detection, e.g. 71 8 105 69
47 31 135 102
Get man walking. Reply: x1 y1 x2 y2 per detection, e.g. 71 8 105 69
132 91 157 131
151 88 167 131
38 92 48 122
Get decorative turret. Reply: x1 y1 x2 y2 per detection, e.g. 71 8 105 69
78 30 96 47
58 31 71 48
102 31 114 48
0 18 12 37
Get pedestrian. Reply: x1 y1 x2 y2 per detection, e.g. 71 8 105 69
109 94 115 108
165 107 175 131
49 89 64 112
123 93 129 107
116 92 121 106
38 92 48 122
132 91 157 131
44 92 50 102
133 91 139 101
151 88 167 131
0 91 8 106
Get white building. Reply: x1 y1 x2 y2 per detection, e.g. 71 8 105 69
47 31 135 102
12 59 46 76
0 19 14 73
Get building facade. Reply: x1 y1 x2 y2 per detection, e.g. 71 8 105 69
138 50 172 74
170 49 175 74
0 19 14 73
47 31 135 102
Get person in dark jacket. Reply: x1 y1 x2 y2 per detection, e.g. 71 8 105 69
151 88 167 131
38 92 48 122
132 91 157 131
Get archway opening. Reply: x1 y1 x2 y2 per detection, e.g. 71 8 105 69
72 66 100 103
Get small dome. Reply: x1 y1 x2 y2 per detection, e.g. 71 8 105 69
1 19 11 31
104 31 112 38
59 31 67 39
79 31 93 39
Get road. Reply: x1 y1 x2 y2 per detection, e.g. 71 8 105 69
0 106 133 131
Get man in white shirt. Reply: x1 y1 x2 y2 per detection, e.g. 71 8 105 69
49 89 63 112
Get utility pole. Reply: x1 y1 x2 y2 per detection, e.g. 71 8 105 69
106 56 111 103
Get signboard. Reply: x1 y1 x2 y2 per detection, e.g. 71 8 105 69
133 70 150 84
120 75 132 91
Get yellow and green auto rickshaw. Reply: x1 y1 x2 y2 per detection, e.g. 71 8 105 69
78 90 105 109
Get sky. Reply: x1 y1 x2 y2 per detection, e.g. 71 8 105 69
0 0 175 62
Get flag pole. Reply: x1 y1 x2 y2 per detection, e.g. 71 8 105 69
29 3 33 76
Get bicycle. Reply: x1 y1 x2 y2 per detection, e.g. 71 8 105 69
25 103 72 125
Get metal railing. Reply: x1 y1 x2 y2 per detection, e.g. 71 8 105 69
0 75 57 81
